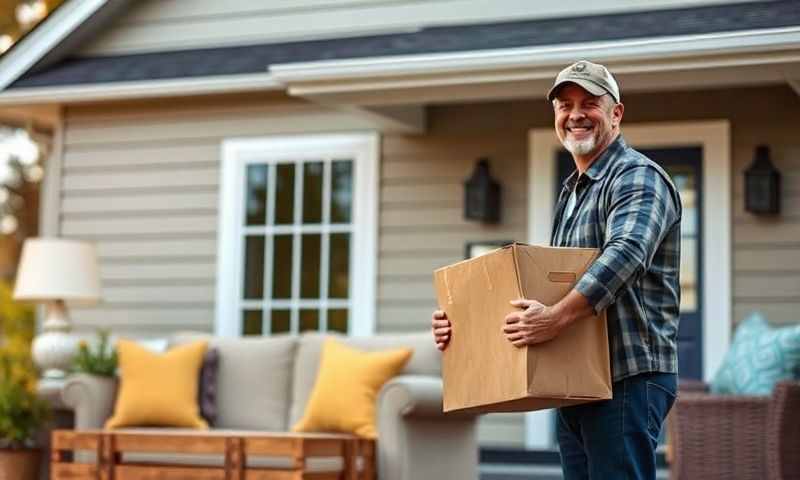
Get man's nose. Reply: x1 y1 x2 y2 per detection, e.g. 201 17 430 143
568 108 587 121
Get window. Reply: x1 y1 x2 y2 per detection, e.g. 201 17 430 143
216 133 378 337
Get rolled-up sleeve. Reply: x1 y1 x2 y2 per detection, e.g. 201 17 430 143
575 166 680 314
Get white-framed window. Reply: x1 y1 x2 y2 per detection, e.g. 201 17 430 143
215 133 379 337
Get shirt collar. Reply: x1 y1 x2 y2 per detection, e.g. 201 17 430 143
560 134 626 188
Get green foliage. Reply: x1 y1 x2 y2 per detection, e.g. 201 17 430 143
73 329 117 377
0 282 49 449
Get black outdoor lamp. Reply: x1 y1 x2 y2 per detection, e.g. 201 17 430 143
744 145 781 215
464 157 501 224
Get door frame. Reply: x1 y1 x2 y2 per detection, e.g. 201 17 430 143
525 120 731 448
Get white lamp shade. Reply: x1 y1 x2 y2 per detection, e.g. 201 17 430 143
14 238 101 302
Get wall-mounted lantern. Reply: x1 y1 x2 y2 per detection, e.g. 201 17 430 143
744 145 781 215
464 157 501 224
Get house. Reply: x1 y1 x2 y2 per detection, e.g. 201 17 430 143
0 0 798 467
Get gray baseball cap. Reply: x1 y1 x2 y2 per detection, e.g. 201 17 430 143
547 60 621 103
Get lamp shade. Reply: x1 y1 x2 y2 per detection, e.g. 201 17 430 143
13 238 101 302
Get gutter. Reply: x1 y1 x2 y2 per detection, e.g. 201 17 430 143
0 72 282 105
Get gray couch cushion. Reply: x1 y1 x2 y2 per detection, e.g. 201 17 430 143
172 333 297 431
289 332 440 427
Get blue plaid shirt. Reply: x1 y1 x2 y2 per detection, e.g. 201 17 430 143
551 135 682 382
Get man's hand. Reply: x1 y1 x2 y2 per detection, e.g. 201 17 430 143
431 310 451 351
503 299 568 347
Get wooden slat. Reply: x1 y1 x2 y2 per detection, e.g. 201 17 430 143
244 437 299 456
245 471 309 480
51 463 98 479
115 464 225 480
52 431 102 451
114 433 228 454
303 438 346 457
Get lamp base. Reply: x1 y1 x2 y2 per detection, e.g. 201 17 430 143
32 300 77 379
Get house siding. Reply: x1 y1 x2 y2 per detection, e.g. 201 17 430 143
56 84 800 447
76 0 753 56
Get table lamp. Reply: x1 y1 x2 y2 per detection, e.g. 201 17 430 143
13 238 101 379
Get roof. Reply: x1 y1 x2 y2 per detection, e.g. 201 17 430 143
9 0 800 89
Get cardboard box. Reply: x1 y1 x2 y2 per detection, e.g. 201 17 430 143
433 243 612 414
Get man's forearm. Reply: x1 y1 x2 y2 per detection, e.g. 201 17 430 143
552 288 596 328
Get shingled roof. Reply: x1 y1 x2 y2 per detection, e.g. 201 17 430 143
10 0 800 89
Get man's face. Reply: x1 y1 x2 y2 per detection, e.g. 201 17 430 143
553 83 623 158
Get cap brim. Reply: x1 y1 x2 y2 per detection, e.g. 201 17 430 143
547 79 609 101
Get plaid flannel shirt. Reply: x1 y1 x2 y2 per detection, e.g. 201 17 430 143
551 135 682 382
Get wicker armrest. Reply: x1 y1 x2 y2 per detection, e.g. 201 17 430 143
671 394 770 479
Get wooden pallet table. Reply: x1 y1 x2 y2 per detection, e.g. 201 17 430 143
51 429 375 480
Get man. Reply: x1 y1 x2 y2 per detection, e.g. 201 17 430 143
431 60 682 480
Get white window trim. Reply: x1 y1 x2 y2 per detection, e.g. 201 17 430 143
525 120 731 449
215 132 379 338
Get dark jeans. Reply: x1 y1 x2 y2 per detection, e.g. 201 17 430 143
556 371 677 480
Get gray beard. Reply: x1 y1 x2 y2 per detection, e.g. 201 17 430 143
562 135 597 156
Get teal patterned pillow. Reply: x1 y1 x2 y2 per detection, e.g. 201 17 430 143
710 312 800 395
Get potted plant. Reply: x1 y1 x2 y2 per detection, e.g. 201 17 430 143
0 282 49 480
73 329 118 377
69 329 118 421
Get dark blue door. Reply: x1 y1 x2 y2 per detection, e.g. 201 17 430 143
555 147 703 380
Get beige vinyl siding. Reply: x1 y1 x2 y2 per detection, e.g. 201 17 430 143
59 93 379 338
53 84 799 446
77 0 754 56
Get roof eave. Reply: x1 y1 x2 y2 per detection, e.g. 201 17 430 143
0 72 282 106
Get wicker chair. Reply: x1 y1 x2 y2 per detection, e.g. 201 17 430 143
668 380 800 480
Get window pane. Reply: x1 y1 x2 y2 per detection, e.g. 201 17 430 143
271 309 291 334
275 164 295 225
243 236 264 299
272 234 293 299
300 309 319 332
303 162 324 224
328 309 348 333
329 233 350 298
331 160 353 223
242 310 262 335
245 164 268 225
301 234 321 298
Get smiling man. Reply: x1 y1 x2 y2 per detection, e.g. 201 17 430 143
432 61 683 480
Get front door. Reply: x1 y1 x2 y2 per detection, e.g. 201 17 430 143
555 146 703 379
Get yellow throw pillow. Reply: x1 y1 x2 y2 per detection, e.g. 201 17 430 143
292 338 412 439
105 339 209 429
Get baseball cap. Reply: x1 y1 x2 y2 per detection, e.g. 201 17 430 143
547 60 621 103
